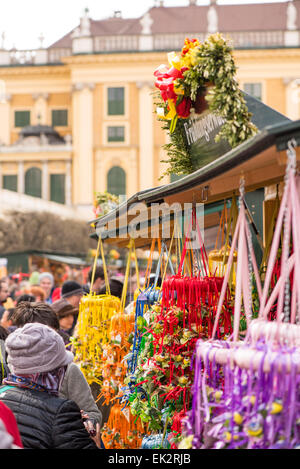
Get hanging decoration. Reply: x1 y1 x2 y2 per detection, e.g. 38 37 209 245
128 239 175 378
181 140 300 449
127 207 232 448
154 34 258 177
208 197 238 290
73 236 121 385
97 238 149 449
101 402 145 449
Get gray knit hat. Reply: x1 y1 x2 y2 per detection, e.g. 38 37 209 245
5 323 74 375
39 272 54 286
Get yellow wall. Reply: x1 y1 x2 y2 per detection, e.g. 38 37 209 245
0 48 299 206
265 78 286 115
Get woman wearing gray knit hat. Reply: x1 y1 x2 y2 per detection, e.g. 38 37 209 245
0 323 98 449
39 272 55 305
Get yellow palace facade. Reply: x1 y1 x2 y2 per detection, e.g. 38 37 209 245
0 0 300 215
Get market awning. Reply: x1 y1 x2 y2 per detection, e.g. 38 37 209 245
91 97 300 248
38 253 88 266
138 119 300 205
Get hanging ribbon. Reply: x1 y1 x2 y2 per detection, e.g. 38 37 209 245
120 238 140 312
90 235 110 295
128 235 175 377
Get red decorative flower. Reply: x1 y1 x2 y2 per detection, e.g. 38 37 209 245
176 97 192 118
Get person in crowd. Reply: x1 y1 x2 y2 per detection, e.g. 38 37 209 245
7 275 19 302
16 294 36 305
29 270 40 287
0 308 15 333
59 280 84 334
29 286 45 302
51 298 78 346
9 302 103 439
0 323 98 449
99 277 123 299
51 286 61 302
61 280 83 308
11 301 59 330
147 273 162 288
0 304 60 387
127 272 139 305
0 401 23 449
0 280 9 320
14 280 30 300
83 266 105 295
39 272 55 304
0 324 8 341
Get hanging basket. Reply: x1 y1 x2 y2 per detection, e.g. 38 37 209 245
74 293 121 385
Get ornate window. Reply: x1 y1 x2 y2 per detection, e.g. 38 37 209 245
107 166 126 197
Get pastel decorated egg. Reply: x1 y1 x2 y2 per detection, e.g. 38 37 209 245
233 412 243 425
224 431 239 442
246 419 263 437
270 400 283 415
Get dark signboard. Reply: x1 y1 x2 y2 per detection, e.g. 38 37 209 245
183 92 290 172
183 110 232 171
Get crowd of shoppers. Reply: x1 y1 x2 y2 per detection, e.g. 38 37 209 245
0 263 127 449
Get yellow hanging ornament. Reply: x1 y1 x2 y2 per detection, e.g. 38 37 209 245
75 293 121 385
74 235 121 385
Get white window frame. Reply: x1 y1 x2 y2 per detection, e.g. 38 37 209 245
103 121 129 146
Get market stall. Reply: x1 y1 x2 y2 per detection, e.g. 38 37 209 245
2 249 90 285
76 34 300 450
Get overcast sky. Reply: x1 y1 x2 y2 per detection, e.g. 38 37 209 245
0 0 289 49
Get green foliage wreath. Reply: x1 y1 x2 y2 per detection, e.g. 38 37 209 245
155 34 258 178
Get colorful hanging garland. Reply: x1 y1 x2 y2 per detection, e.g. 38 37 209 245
126 209 233 448
73 235 122 385
96 239 150 449
181 149 300 449
154 34 258 177
73 293 121 385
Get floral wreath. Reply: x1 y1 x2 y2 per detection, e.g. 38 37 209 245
154 34 258 177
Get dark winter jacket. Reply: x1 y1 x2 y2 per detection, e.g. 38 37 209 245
0 385 97 449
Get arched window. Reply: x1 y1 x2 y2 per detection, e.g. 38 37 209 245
107 166 126 197
25 167 42 198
